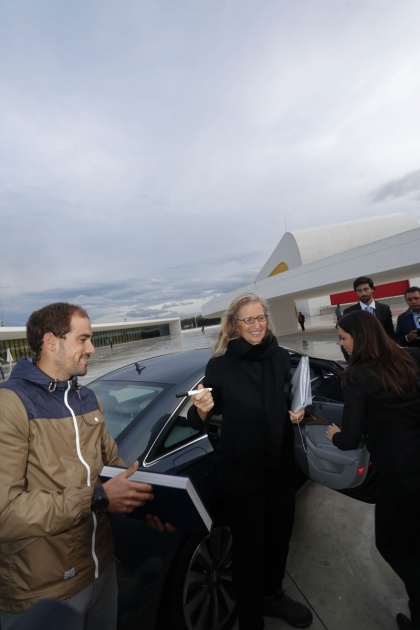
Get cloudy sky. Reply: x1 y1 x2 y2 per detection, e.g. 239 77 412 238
1 1 420 326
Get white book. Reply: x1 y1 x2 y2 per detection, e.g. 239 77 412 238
100 466 212 533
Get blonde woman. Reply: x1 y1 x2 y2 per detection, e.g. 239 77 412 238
190 293 311 630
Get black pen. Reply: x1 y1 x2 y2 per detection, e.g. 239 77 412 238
175 388 213 398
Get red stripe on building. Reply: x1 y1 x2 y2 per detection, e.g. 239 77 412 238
330 280 409 306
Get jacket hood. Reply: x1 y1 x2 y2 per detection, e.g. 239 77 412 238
6 358 80 393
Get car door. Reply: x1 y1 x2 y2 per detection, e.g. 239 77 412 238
291 356 371 491
140 393 222 509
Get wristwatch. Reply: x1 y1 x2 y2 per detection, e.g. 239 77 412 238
91 485 109 514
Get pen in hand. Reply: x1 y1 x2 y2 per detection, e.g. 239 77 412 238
175 388 213 398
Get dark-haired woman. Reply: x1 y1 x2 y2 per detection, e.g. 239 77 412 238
190 293 312 630
326 310 420 630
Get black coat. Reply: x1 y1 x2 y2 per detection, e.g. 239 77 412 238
332 348 420 473
200 345 293 494
343 301 395 338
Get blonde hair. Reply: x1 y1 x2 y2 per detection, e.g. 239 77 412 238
212 293 275 357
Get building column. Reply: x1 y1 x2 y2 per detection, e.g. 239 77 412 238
268 298 298 336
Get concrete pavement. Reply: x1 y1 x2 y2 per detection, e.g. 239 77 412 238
282 482 406 630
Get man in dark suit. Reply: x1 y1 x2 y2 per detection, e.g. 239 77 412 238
340 276 395 360
396 286 420 348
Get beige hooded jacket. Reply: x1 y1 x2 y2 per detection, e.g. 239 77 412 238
0 359 125 614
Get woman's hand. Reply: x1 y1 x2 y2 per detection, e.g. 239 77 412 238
289 409 305 424
326 423 341 441
145 514 176 533
191 385 214 422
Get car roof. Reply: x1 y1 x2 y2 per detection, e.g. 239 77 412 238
90 347 212 385
89 345 343 389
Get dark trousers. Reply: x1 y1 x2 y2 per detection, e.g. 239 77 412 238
224 473 295 630
375 472 420 626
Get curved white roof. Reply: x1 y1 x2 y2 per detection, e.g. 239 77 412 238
256 212 419 281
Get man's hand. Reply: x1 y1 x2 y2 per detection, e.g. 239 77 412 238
407 329 419 343
145 514 176 533
102 461 154 514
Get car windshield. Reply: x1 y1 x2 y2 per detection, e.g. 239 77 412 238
89 380 168 438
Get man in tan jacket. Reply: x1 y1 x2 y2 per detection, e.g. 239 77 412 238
0 303 154 630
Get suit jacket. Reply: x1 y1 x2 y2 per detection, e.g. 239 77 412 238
396 309 420 347
340 301 395 361
343 301 395 338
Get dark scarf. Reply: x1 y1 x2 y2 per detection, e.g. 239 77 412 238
228 333 289 467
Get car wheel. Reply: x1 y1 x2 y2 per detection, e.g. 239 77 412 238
159 525 236 630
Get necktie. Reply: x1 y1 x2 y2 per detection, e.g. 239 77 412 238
366 305 375 314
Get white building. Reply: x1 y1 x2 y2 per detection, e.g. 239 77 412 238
202 213 420 335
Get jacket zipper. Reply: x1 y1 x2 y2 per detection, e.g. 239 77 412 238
64 383 100 579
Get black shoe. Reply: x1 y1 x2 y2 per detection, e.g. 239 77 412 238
397 613 420 629
262 590 313 628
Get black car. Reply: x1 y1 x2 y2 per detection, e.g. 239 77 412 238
88 348 375 630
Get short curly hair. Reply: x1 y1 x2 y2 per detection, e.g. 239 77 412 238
26 302 89 361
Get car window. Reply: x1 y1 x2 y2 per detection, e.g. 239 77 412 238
290 363 343 404
155 398 203 456
290 363 323 381
311 373 343 403
90 381 166 438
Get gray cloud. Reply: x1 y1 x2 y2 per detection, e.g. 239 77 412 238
2 267 258 326
370 170 420 203
1 1 420 325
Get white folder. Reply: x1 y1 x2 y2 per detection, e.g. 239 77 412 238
290 355 312 412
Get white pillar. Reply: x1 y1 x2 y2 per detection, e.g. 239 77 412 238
268 298 298 336
169 319 182 336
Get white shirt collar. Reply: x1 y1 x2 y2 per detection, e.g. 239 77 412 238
360 300 376 311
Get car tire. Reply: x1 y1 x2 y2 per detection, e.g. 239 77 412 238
158 525 236 630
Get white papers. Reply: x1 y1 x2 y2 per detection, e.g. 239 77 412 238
290 356 312 412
